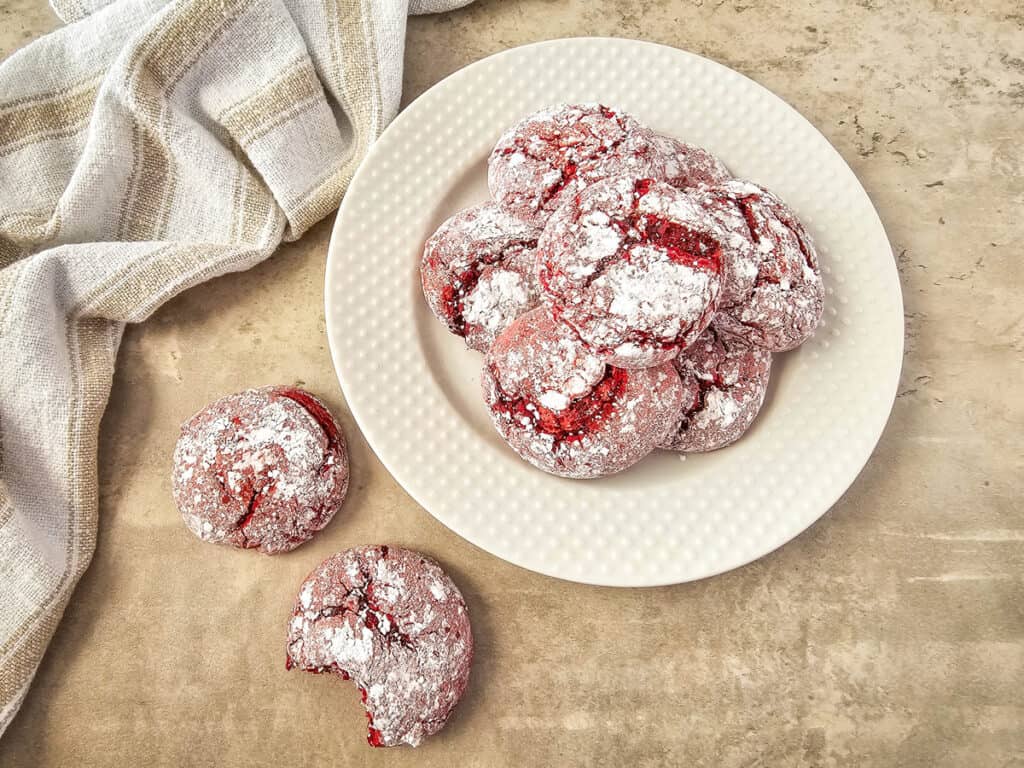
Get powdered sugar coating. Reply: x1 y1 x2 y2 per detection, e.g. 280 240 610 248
487 103 669 227
659 325 773 452
538 175 723 369
689 184 760 307
482 309 685 479
421 203 540 352
172 387 349 554
650 133 731 189
286 546 473 748
709 180 825 351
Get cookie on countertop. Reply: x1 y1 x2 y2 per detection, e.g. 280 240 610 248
172 386 348 554
286 546 473 748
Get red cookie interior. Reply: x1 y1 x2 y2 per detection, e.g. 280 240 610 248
538 175 724 368
421 203 540 352
482 308 685 478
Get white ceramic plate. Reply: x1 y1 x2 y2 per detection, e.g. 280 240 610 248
325 38 903 587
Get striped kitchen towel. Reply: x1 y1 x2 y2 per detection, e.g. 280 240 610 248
0 0 471 735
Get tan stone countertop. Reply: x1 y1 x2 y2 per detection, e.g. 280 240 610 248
1 2 1022 765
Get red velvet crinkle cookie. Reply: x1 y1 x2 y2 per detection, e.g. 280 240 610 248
659 325 773 453
704 180 825 351
172 387 348 554
482 308 685 479
650 133 731 190
487 103 668 227
688 182 760 308
286 546 473 748
421 203 541 352
538 175 724 369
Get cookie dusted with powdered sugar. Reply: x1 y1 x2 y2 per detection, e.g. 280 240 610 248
538 175 724 369
650 133 732 190
688 181 760 309
286 546 473 748
172 387 348 554
421 203 541 352
482 308 685 479
487 103 668 227
659 325 773 453
703 180 825 351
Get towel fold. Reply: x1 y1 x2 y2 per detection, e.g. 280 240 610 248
0 0 470 734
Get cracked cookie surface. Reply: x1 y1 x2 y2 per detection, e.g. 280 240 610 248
538 175 724 368
420 203 540 352
705 180 825 351
659 325 773 453
482 309 685 478
286 546 473 748
487 103 668 227
171 386 348 554
650 133 732 190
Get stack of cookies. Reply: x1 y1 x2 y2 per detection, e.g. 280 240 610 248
421 104 824 479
